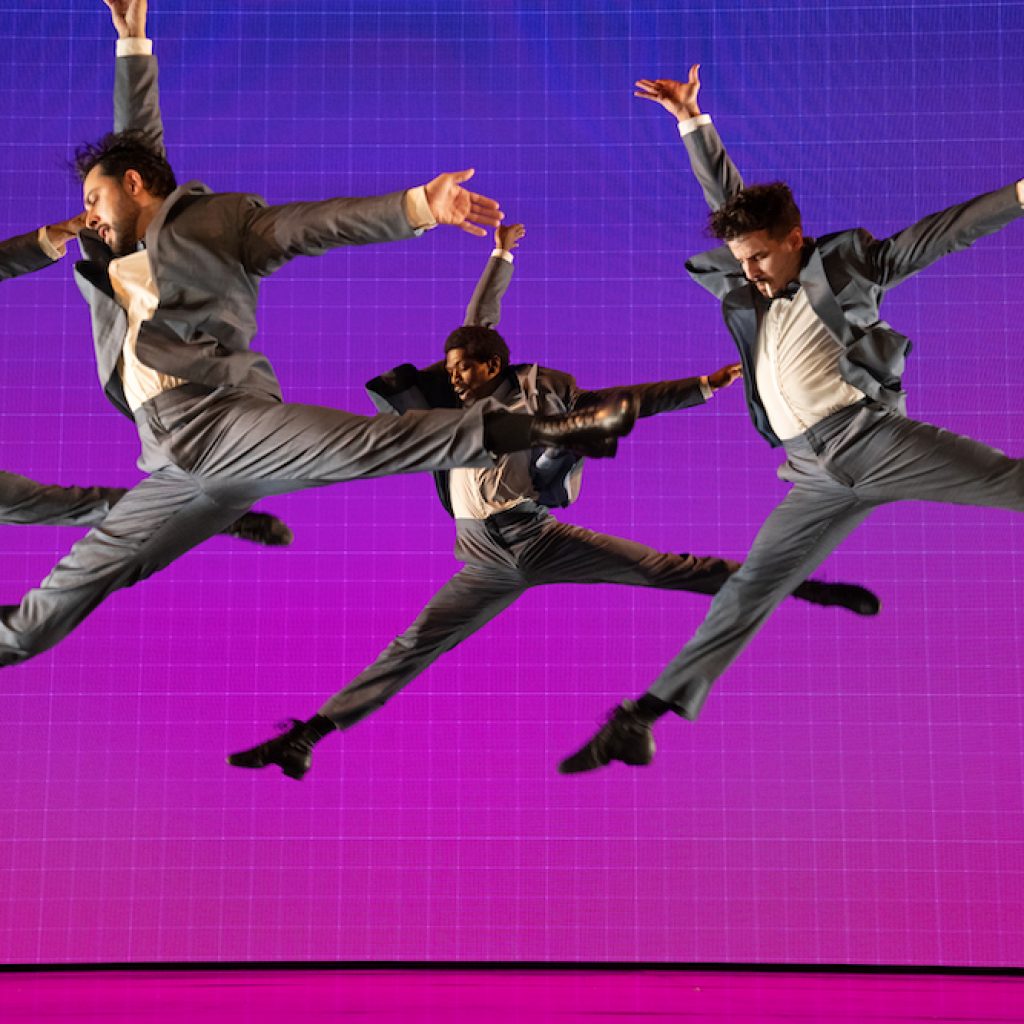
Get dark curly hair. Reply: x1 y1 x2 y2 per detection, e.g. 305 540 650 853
73 130 177 198
708 182 801 241
444 325 510 370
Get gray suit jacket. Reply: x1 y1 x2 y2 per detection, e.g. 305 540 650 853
367 253 707 514
683 121 1024 446
75 53 417 419
0 230 57 283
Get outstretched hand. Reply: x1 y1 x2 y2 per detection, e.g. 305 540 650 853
634 64 702 120
495 222 525 251
424 169 503 237
708 362 742 391
103 0 148 40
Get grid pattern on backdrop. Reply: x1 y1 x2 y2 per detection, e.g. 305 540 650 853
0 0 1022 965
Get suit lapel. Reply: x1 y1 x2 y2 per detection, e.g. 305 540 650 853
722 287 758 363
801 246 851 344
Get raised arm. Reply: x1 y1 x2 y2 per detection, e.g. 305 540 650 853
105 0 165 154
635 65 744 211
464 222 524 327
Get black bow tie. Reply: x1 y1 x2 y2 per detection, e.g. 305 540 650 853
766 281 801 303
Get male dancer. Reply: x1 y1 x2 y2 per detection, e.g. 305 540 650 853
560 65 1024 773
0 1 632 671
228 223 879 780
0 216 290 542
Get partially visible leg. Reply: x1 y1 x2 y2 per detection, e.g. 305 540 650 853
520 518 740 595
227 563 526 779
0 468 252 667
0 466 291 545
0 471 126 527
520 518 877 612
834 411 1024 511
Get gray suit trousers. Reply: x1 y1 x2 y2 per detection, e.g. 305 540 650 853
650 402 1024 719
0 386 495 667
319 506 739 727
0 471 124 527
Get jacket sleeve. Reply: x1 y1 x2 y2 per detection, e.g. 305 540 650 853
681 120 746 212
571 376 707 418
239 191 418 277
685 244 746 300
463 255 513 327
864 183 1024 290
114 54 165 156
680 121 746 296
0 230 58 282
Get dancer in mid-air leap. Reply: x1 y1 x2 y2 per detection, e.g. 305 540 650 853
560 64 1024 774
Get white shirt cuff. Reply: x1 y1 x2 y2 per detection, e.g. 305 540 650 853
699 375 714 400
404 186 437 231
678 114 712 138
491 248 513 264
116 37 153 57
37 226 66 261
1016 180 1024 207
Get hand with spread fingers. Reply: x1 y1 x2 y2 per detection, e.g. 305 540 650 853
634 63 702 121
424 169 503 237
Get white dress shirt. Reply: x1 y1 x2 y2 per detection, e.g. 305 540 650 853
449 373 537 520
753 288 864 440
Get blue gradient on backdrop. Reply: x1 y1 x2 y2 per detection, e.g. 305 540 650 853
0 1 1022 965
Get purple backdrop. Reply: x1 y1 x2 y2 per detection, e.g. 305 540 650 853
0 0 1022 966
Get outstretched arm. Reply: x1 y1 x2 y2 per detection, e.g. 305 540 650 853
573 362 742 418
866 183 1024 290
240 173 504 277
636 65 743 211
105 0 165 155
464 222 524 327
0 214 86 282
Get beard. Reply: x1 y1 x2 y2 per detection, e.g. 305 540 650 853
107 214 141 257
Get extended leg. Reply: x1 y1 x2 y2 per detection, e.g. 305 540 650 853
0 467 251 667
647 483 872 719
227 563 526 779
519 518 876 613
0 470 126 527
558 473 873 774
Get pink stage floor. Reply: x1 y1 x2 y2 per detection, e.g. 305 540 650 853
1 968 1023 1023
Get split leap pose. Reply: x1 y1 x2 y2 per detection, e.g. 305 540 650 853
560 65 1024 773
0 2 633 671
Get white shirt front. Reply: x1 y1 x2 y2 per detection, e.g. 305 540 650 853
449 379 536 520
107 248 187 412
753 288 864 440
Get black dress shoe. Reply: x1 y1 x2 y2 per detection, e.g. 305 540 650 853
530 392 639 459
221 510 294 547
227 720 314 780
792 579 880 616
558 700 655 774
